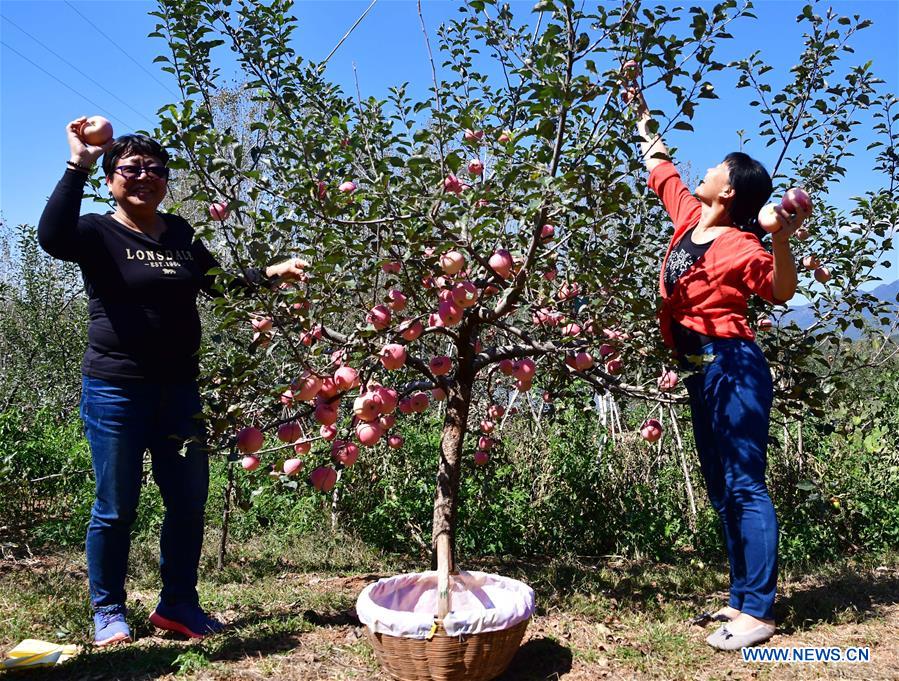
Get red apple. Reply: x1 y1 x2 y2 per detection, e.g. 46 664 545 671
781 187 812 216
574 351 594 371
439 250 466 275
657 370 678 391
387 434 404 449
283 458 304 476
452 281 479 308
444 173 464 195
314 401 339 426
498 130 512 143
318 376 340 399
237 426 264 454
339 180 357 193
279 389 294 406
294 372 322 401
540 224 555 240
467 158 484 175
758 317 774 331
367 304 392 330
512 358 536 380
480 420 495 434
251 317 272 332
380 343 407 370
353 393 381 422
294 440 311 455
375 386 399 414
334 366 359 391
241 455 260 471
488 249 514 279
81 115 114 145
429 355 453 376
382 261 402 274
399 319 424 341
487 404 505 420
310 465 338 492
355 421 383 447
599 343 617 359
409 392 430 413
802 254 820 270
814 266 831 283
605 358 623 375
209 202 230 221
557 282 580 301
499 359 515 376
474 451 490 466
431 387 447 401
277 421 302 443
386 289 407 312
320 424 337 441
478 436 494 451
463 129 484 143
640 418 663 443
438 300 463 326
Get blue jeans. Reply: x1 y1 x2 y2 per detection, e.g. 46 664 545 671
80 376 209 612
682 339 778 620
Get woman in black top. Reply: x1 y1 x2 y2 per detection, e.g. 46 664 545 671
39 117 306 645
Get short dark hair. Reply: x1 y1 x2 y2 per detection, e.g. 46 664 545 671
102 134 170 178
724 152 773 238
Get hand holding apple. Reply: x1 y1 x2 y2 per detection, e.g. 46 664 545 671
265 257 310 283
67 116 115 167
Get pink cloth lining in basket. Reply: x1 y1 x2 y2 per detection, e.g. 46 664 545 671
356 570 535 639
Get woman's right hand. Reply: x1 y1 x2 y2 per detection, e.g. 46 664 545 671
620 61 648 116
67 117 113 167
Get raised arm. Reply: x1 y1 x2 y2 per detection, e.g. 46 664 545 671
38 118 113 261
621 65 670 173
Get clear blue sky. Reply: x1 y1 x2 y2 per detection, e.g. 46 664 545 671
2 0 897 288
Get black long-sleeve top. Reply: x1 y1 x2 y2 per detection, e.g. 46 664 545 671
38 169 262 382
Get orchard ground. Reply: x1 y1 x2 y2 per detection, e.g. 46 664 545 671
2 529 897 681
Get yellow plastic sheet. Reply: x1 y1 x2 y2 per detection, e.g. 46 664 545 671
2 639 78 670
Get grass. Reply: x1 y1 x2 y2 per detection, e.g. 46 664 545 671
1 528 897 680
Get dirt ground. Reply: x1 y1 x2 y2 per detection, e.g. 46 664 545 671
2 548 897 681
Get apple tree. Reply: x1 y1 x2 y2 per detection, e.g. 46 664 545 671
148 0 896 568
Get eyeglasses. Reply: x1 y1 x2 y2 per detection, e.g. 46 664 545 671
114 165 169 180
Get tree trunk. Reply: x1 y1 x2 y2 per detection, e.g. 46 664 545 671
217 461 235 570
430 325 475 572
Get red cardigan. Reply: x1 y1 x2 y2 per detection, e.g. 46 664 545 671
648 161 780 349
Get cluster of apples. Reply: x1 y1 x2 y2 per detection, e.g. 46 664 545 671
443 128 514 195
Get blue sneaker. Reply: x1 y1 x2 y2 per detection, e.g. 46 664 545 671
94 606 132 646
149 601 224 639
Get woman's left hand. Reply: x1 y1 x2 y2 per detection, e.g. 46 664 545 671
265 257 310 282
771 205 809 247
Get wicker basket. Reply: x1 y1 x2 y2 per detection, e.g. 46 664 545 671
361 535 530 681
366 618 528 681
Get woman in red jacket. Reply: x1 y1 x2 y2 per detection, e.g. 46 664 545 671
625 79 810 650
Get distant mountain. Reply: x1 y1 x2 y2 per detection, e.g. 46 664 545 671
779 279 898 338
